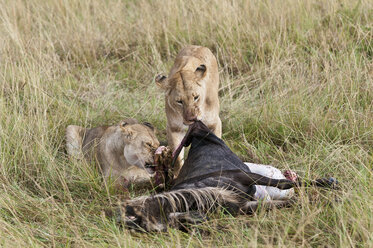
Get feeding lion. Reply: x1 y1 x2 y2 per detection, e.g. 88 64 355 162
65 118 160 189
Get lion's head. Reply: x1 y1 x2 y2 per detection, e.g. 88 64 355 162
108 119 160 174
156 48 216 125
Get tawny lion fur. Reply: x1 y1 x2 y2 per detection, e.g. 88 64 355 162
65 118 160 189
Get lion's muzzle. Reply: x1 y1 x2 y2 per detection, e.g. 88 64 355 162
182 108 200 125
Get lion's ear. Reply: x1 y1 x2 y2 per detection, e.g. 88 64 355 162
120 121 128 128
142 122 154 131
120 124 134 139
195 64 206 78
155 73 169 90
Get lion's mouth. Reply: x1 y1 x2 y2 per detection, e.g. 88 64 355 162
183 121 195 125
144 163 156 175
183 118 199 126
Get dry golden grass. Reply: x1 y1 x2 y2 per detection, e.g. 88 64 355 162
0 0 372 246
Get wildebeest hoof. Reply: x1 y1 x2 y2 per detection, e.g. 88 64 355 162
315 177 339 189
328 177 339 189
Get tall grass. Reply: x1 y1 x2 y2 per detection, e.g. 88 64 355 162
0 0 372 246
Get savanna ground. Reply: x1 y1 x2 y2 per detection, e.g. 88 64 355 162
0 0 372 246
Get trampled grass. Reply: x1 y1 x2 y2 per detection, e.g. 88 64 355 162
0 0 372 246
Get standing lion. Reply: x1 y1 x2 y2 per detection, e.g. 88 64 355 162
155 45 221 177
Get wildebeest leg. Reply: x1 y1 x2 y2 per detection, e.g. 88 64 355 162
240 200 294 214
168 211 208 231
228 170 338 190
231 171 297 189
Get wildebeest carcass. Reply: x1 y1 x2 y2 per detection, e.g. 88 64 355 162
118 121 338 232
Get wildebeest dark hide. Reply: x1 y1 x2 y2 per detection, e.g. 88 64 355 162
171 121 325 195
173 121 252 186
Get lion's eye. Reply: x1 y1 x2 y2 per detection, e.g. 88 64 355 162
146 142 152 148
194 95 199 101
176 100 183 105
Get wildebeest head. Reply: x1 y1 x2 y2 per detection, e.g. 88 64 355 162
120 195 169 232
120 187 238 232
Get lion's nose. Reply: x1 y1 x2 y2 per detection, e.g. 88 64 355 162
183 116 197 125
183 110 198 123
186 116 197 122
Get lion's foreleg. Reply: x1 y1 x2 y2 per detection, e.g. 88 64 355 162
212 118 222 138
167 128 185 178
